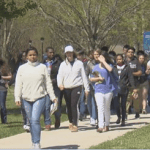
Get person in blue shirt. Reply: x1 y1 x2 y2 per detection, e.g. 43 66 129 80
90 51 116 133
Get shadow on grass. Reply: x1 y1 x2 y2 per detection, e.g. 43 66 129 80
7 108 21 115
3 125 22 128
8 121 23 124
43 144 80 149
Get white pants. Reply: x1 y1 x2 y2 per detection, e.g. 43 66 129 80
95 92 113 128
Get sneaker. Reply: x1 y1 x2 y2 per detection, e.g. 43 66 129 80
79 115 83 121
103 126 109 132
97 128 103 133
23 125 30 132
90 118 96 126
121 121 125 126
71 125 78 132
135 113 140 119
55 119 60 129
116 118 120 124
142 109 147 114
45 124 51 131
32 143 41 149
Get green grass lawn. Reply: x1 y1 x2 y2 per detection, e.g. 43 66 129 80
0 86 68 139
90 124 150 149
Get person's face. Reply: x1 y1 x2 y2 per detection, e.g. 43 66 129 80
66 52 73 62
127 49 134 58
123 48 128 55
116 55 123 65
138 55 145 64
26 50 38 62
22 52 26 62
77 54 84 61
47 49 54 60
93 51 100 61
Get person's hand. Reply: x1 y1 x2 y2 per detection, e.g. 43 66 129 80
59 85 64 91
133 89 138 93
146 69 150 74
98 55 106 63
53 99 58 104
132 89 138 99
15 101 21 106
99 76 105 82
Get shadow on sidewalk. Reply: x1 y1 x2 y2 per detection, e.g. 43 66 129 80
43 144 80 149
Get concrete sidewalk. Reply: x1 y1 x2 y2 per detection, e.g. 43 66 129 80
0 113 150 149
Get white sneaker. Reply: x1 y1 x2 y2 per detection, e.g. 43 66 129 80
90 118 96 126
23 125 30 132
32 143 41 149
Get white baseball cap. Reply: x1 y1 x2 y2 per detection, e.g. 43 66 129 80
64 45 74 53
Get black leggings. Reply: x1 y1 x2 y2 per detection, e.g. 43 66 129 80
64 86 82 126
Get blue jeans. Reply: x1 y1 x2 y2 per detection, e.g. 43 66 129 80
87 86 97 120
23 97 46 144
43 95 51 125
21 99 30 126
79 87 86 116
0 91 7 123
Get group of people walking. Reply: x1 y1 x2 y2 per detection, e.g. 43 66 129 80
0 44 150 149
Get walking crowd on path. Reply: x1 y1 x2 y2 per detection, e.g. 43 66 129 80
0 44 150 149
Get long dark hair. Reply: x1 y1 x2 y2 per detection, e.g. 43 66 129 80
0 59 10 76
101 51 115 65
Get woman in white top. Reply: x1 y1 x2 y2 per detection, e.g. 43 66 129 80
15 47 57 149
57 45 89 132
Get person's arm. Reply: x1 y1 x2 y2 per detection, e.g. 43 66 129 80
81 63 90 92
132 61 142 76
2 72 12 80
52 61 61 84
98 55 112 72
14 67 22 106
44 66 57 102
132 70 142 76
90 77 104 82
85 62 90 77
57 62 65 90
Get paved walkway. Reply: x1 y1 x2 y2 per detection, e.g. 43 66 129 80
0 113 150 149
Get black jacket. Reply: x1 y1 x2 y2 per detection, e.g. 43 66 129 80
114 64 135 94
44 58 62 87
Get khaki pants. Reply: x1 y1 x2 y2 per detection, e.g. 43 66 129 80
126 87 140 114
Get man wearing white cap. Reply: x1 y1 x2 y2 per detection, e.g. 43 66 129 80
57 45 89 132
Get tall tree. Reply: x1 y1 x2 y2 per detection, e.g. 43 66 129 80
34 0 147 51
0 0 37 59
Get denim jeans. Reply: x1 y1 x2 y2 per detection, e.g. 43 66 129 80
23 97 46 144
21 99 30 126
114 93 127 121
0 90 7 123
87 86 97 120
43 95 51 125
79 87 86 116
